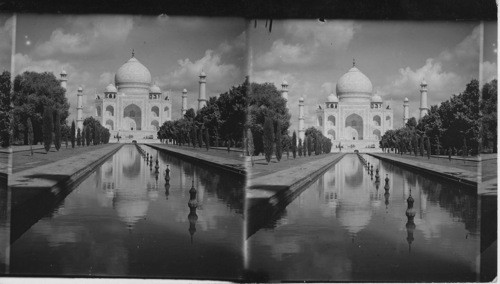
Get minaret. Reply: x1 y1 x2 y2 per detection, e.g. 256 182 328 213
198 71 207 110
76 86 84 130
403 97 409 125
59 69 67 90
419 79 428 119
281 79 289 108
298 97 305 140
181 89 188 116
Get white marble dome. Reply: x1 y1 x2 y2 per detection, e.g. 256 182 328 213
327 93 339 102
336 66 373 103
149 84 161 94
105 84 117 93
115 56 152 90
371 93 382 103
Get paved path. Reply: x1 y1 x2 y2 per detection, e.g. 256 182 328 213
9 144 123 191
369 153 480 189
247 153 345 206
145 143 245 176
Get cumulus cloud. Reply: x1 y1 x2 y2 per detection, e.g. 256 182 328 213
482 60 497 83
379 25 483 125
255 21 358 69
34 16 134 58
14 53 96 122
99 72 114 86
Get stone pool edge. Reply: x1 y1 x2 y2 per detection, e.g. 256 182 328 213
9 144 124 194
368 153 478 190
246 153 346 211
145 143 246 177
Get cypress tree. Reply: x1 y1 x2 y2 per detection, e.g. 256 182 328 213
291 131 297 158
419 135 424 157
463 138 468 157
54 110 61 151
247 128 254 166
426 136 431 159
85 125 91 146
205 127 210 151
191 126 197 148
198 126 203 148
307 135 313 156
263 116 274 164
314 133 320 155
27 117 34 156
77 128 81 146
42 107 53 153
298 138 302 157
413 135 418 156
275 120 282 162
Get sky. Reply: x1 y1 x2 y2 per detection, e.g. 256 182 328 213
248 20 497 131
0 16 497 131
9 15 246 122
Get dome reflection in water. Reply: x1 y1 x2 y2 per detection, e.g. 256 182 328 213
247 154 489 282
8 145 244 279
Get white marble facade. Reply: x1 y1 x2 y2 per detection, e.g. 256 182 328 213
94 54 172 141
315 64 393 150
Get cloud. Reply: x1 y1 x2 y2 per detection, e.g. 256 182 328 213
379 25 484 127
482 60 497 84
255 21 358 69
34 16 134 58
14 53 96 122
99 72 114 86
0 16 14 70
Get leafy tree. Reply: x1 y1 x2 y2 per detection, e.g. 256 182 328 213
12 71 69 145
191 126 197 148
283 134 290 159
248 81 290 155
481 79 497 153
198 126 203 148
71 121 76 148
275 120 282 162
42 107 53 152
291 131 297 158
247 128 254 166
406 117 418 128
54 110 61 151
307 135 313 156
27 117 34 156
263 116 274 164
77 128 81 146
0 71 11 147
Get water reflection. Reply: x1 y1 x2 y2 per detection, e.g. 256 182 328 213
247 154 490 282
7 145 244 279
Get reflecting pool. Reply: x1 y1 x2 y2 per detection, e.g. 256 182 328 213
5 145 244 280
246 154 495 282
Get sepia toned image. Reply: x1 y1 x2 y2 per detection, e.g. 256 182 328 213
244 20 497 282
3 14 247 280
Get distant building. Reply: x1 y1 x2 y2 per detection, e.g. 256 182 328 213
314 62 393 151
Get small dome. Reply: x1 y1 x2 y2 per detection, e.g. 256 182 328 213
421 79 427 86
60 69 67 75
105 84 117 93
115 56 152 89
149 84 161 94
371 94 382 103
182 88 187 93
336 66 373 102
327 93 339 102
77 87 83 92
282 79 288 86
299 97 304 102
200 70 207 77
404 97 409 102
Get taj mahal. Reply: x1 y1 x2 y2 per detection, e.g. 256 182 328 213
59 51 208 142
283 61 429 152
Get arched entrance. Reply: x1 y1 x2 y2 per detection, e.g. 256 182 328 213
123 104 142 130
373 129 381 140
105 119 114 130
345 113 363 140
